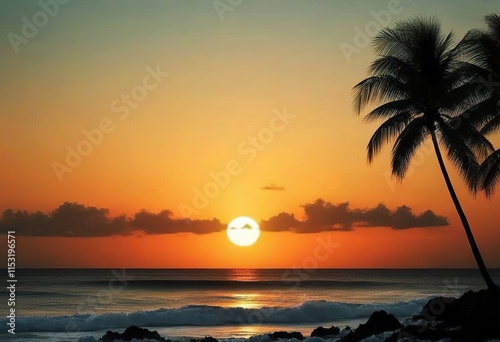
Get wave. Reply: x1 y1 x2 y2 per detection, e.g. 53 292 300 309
1 299 427 333
77 336 350 342
84 279 391 290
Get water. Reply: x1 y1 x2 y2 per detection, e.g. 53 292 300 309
1 268 498 341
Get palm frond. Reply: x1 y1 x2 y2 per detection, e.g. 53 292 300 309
479 149 500 197
369 56 418 80
436 120 480 192
436 32 456 64
367 111 414 163
458 29 499 71
372 26 413 61
480 109 500 136
484 13 500 40
441 81 493 115
390 117 428 180
454 96 499 131
363 100 417 122
441 116 495 160
353 76 409 114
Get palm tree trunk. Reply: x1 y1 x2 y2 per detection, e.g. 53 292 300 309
430 130 498 290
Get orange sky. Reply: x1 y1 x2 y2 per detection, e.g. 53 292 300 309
0 0 499 268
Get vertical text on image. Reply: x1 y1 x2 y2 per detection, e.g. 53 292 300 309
6 231 17 335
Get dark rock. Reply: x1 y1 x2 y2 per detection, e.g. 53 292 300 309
122 326 164 341
415 288 500 341
268 331 304 340
310 325 340 337
385 324 463 342
99 326 166 341
340 310 401 342
384 288 500 341
190 337 219 342
418 295 457 322
339 326 351 336
100 330 121 342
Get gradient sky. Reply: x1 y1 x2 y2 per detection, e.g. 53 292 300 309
0 0 499 268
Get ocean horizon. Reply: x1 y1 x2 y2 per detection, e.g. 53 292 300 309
1 268 499 342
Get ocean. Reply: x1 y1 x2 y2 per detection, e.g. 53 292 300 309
1 268 499 342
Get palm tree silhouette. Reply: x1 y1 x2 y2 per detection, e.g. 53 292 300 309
353 16 498 290
458 14 500 196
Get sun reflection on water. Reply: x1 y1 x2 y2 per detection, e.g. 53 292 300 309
231 292 260 308
226 269 260 282
231 325 263 338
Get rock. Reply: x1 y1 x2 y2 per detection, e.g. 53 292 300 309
310 325 340 337
385 288 500 341
413 288 500 341
190 337 219 342
100 330 121 342
340 310 401 342
339 326 351 337
99 326 166 341
268 331 304 340
122 326 164 341
385 324 463 342
418 295 457 323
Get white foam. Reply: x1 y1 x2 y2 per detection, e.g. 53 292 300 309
2 299 426 333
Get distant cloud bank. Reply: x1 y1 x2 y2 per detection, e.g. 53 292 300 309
0 203 225 237
0 199 448 237
260 199 449 233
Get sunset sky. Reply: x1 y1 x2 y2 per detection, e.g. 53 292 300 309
1 0 499 268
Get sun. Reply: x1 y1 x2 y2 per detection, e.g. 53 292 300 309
227 216 260 247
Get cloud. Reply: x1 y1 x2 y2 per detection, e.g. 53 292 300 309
260 212 300 232
0 199 448 237
261 183 285 191
0 203 130 237
0 202 224 237
261 199 449 233
132 210 225 235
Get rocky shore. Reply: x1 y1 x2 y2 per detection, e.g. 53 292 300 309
99 289 500 342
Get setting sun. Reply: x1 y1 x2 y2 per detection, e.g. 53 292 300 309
227 216 261 247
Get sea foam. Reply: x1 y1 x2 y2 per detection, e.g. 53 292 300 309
3 299 427 333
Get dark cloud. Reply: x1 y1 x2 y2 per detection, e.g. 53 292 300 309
261 183 285 191
0 203 130 237
132 210 225 235
0 199 448 237
261 199 449 233
260 212 300 232
0 202 224 237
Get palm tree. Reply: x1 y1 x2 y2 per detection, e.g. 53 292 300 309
353 16 498 290
457 14 500 196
